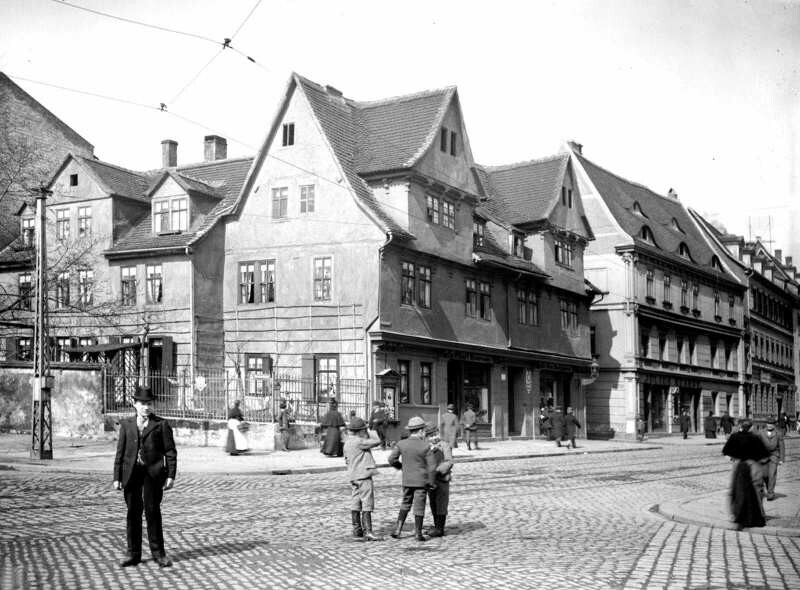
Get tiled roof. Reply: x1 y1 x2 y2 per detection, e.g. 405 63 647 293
178 157 252 201
295 75 414 240
476 155 568 225
472 250 549 278
78 157 152 203
576 153 720 269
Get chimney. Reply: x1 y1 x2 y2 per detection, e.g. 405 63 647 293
774 249 782 263
204 135 227 161
567 140 583 155
785 256 792 266
161 139 178 168
667 188 679 199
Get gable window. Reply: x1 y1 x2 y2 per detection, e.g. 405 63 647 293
260 260 276 303
69 173 78 187
245 354 269 395
401 262 415 305
671 218 683 232
56 209 70 241
300 185 315 213
153 201 170 233
315 355 338 398
77 206 92 237
77 269 93 306
442 201 455 229
171 198 188 232
426 195 440 224
465 279 477 317
450 130 457 156
56 272 70 309
313 257 332 301
568 189 573 208
512 232 524 257
420 362 432 404
21 217 35 247
271 187 288 219
663 274 671 304
473 219 485 247
440 128 448 152
282 122 295 147
554 239 573 268
417 265 431 308
121 266 136 306
645 269 654 299
479 281 492 320
146 264 163 304
562 187 573 208
398 360 410 404
18 273 32 310
518 286 539 326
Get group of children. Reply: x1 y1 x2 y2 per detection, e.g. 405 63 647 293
343 414 453 542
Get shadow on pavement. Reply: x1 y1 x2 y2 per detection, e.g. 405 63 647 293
170 540 270 562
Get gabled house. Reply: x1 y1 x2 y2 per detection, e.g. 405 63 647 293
574 142 748 438
221 74 596 436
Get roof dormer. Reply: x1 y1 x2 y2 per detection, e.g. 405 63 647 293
678 242 692 260
632 201 647 217
639 225 656 245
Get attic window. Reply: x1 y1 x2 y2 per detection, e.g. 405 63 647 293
282 123 295 147
679 242 691 260
473 219 485 247
711 255 723 271
450 130 457 156
512 232 524 257
639 225 655 244
671 218 683 232
632 201 647 217
561 187 573 208
69 174 78 187
440 128 448 152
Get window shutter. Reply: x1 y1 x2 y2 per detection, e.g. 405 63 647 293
301 354 314 400
160 335 174 374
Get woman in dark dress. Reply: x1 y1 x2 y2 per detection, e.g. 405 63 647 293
722 419 769 530
320 398 345 457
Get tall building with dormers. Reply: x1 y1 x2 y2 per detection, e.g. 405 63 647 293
572 142 748 438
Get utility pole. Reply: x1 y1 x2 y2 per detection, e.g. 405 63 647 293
31 184 53 460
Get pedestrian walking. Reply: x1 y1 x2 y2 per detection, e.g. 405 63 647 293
551 406 566 447
719 411 735 439
703 411 717 439
722 419 769 530
564 407 581 449
460 403 479 450
776 412 788 438
758 416 785 501
320 397 345 457
539 407 552 441
440 403 459 449
343 417 383 541
276 399 292 452
679 409 691 439
112 386 177 568
425 424 453 537
225 399 249 455
635 414 646 442
387 417 436 542
369 400 389 449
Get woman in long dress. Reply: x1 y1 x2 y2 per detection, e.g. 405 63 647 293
722 419 769 529
225 400 249 455
319 398 345 457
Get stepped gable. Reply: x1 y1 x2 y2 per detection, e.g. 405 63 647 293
576 153 718 268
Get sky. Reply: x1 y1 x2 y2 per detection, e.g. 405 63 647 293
2 0 799 257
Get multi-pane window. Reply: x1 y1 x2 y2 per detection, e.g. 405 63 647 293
171 198 188 232
417 265 431 308
300 185 315 213
239 260 276 304
153 201 170 233
239 262 256 304
77 269 93 306
316 356 338 398
246 355 268 395
401 262 415 305
560 299 578 329
55 336 72 363
517 287 539 326
121 266 136 306
473 219 485 247
17 337 32 361
77 206 92 237
554 239 573 267
479 281 492 320
56 209 70 241
663 275 671 303
681 279 688 307
260 260 275 303
426 195 440 224
146 264 163 304
18 273 32 310
313 257 332 301
692 282 699 309
282 122 295 147
420 362 432 404
21 217 35 247
442 201 455 229
56 272 70 309
465 279 477 317
398 360 410 404
271 187 288 219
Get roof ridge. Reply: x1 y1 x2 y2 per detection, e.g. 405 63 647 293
174 170 222 188
355 85 456 109
177 155 254 171
78 156 148 178
482 153 567 172
576 153 676 202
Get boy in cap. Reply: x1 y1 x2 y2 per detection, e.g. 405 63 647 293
369 400 390 449
387 416 437 541
425 424 453 537
343 417 383 540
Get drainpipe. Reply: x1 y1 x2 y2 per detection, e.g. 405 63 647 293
187 246 195 387
368 231 395 401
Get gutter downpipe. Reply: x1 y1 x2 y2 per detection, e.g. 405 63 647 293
187 246 195 390
367 231 396 402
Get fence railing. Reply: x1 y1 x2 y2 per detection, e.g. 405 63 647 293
103 370 370 424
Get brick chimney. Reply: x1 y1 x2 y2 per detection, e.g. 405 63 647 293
785 256 792 266
774 249 782 263
667 188 679 199
161 139 178 167
204 135 227 161
567 140 583 155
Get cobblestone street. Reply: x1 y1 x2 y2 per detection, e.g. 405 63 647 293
1 440 798 590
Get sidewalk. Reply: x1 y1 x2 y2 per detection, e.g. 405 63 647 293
2 433 797 536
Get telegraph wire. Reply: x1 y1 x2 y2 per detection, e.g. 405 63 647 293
230 0 263 40
168 49 224 106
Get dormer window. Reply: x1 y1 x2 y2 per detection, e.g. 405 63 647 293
554 238 573 268
679 242 691 260
671 218 683 232
21 217 35 247
561 187 573 208
512 232 524 258
281 123 295 147
473 219 485 248
153 197 188 233
639 225 654 244
711 255 723 271
632 201 646 217
153 201 170 233
171 198 187 232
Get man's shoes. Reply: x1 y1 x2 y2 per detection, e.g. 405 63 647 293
390 510 408 539
154 555 173 568
119 555 141 567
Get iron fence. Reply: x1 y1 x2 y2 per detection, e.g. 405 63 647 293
103 369 370 424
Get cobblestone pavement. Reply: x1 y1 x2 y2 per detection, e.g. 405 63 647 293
1 439 798 589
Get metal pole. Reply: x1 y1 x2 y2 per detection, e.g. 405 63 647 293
31 185 52 460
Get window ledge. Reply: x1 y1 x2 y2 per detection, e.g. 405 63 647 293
645 296 656 304
714 315 723 323
158 230 183 236
661 300 673 309
680 305 690 314
692 309 701 317
728 318 737 326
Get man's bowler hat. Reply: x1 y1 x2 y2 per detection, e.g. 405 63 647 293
133 386 154 402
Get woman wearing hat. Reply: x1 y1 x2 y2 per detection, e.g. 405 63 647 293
722 419 769 529
319 398 345 457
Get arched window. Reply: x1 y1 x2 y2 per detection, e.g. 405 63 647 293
632 201 647 217
639 225 655 244
711 255 722 271
679 243 691 259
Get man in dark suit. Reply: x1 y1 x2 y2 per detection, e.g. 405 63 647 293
387 416 436 542
368 400 389 449
113 386 177 568
679 409 691 439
